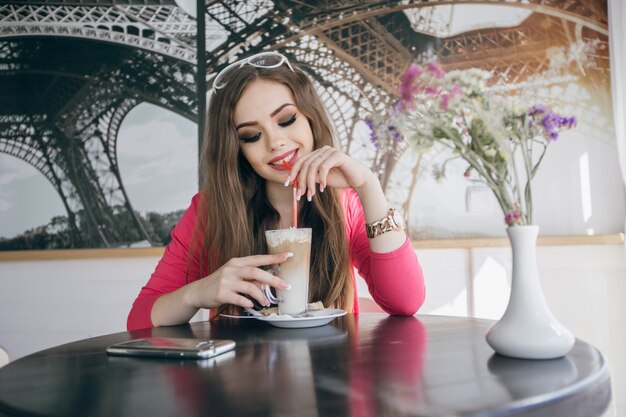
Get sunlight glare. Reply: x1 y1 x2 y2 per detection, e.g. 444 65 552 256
579 152 592 223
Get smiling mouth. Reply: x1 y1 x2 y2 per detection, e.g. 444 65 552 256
268 149 298 170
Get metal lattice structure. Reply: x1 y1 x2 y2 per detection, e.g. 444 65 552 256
0 0 609 247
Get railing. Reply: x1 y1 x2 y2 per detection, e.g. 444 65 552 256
0 233 622 261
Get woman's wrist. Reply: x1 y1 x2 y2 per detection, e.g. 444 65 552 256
354 170 407 251
354 172 389 223
151 282 200 327
181 280 200 309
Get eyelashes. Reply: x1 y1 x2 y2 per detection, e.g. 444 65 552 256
279 114 296 127
240 132 261 143
239 114 297 143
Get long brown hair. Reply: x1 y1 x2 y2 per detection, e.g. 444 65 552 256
198 62 353 311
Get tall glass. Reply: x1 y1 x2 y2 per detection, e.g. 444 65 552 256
265 228 312 315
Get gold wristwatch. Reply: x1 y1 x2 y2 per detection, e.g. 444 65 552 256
366 208 405 238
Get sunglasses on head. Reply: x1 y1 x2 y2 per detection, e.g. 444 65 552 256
212 51 294 91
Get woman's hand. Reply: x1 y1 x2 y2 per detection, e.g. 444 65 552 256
184 253 292 310
286 145 377 201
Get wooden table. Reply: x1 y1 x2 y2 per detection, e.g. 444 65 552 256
0 314 611 417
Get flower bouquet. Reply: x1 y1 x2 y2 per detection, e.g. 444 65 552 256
368 62 579 359
367 61 577 227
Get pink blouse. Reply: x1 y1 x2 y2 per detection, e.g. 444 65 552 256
127 189 425 330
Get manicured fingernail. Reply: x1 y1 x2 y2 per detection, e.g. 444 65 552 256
296 192 301 201
285 252 293 258
320 185 325 193
281 283 292 290
284 177 290 187
307 193 312 202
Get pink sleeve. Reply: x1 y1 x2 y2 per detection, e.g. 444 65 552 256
127 194 204 331
343 190 426 316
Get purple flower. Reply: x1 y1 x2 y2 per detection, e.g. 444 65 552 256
439 84 463 110
398 63 422 110
364 119 380 148
450 83 463 97
541 112 568 141
388 125 403 142
562 116 577 128
402 63 422 85
426 61 445 79
528 104 547 116
529 104 577 141
504 210 522 226
424 86 439 96
439 92 450 110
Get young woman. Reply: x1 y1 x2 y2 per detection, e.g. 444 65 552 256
127 52 425 330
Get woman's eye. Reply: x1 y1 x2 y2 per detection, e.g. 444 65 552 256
279 114 296 127
240 132 261 143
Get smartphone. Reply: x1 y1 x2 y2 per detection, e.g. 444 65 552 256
106 337 236 359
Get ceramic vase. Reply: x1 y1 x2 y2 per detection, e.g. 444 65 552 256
486 225 575 359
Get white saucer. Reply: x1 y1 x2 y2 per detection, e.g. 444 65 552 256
222 308 346 329
257 308 346 328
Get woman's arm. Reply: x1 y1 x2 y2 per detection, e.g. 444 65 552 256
278 146 426 315
352 170 406 253
127 194 204 330
344 189 426 316
150 253 292 327
288 145 406 253
127 194 291 330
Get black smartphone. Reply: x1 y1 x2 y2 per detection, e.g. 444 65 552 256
106 337 236 359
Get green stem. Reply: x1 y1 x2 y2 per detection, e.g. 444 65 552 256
436 116 514 219
519 115 535 225
530 142 548 179
508 139 526 220
460 151 513 216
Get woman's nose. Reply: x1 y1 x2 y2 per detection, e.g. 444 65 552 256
266 129 287 151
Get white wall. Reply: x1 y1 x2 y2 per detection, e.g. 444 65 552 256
0 257 159 361
0 256 205 362
1 244 625 416
399 130 626 239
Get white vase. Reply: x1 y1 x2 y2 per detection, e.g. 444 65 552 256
485 225 575 359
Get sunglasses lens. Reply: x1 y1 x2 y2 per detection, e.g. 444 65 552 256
248 53 284 68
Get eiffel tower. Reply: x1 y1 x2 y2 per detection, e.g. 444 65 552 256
0 0 608 247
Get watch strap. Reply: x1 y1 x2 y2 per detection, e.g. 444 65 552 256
366 208 404 239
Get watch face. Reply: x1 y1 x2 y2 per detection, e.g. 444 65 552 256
392 210 404 228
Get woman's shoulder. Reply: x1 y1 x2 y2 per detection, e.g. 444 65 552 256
180 191 203 215
189 191 203 208
173 191 206 232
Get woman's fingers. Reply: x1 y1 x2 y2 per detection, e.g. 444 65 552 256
208 269 276 309
291 146 334 200
215 253 295 306
227 254 292 289
235 265 290 290
304 156 322 201
287 146 368 200
316 149 340 193
221 291 256 309
231 279 270 307
194 252 296 309
230 252 290 268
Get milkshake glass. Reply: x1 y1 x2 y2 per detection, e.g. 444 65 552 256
265 228 312 315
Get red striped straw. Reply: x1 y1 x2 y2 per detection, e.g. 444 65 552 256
282 161 298 228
